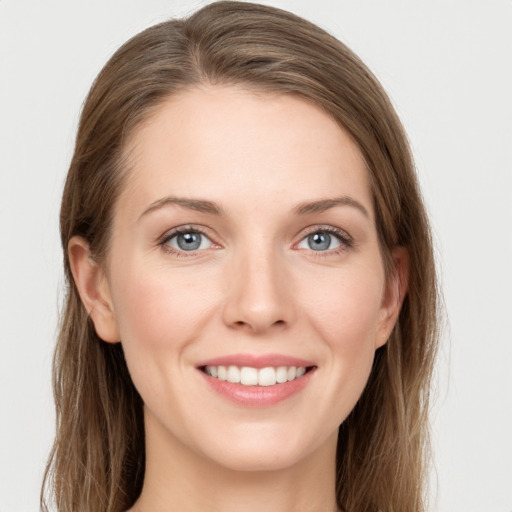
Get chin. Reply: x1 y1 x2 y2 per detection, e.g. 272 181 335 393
196 423 335 473
208 445 308 473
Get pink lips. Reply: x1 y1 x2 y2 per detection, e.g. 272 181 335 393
196 353 316 369
196 353 316 407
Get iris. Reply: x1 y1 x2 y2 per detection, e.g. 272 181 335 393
176 232 203 251
307 232 332 251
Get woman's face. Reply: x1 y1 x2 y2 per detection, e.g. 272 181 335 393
92 86 401 471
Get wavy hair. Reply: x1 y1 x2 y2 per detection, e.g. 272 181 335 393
42 2 439 511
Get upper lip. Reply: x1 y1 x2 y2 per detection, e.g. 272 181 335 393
196 353 316 369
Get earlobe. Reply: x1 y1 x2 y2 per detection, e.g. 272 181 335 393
376 246 409 349
68 236 121 343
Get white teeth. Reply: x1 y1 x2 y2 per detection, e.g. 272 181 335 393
204 365 309 386
207 365 218 378
217 365 227 381
258 367 276 386
276 366 288 383
240 367 258 385
227 365 241 383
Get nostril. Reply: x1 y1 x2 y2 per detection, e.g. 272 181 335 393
232 319 286 327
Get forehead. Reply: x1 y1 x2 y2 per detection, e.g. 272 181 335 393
118 86 373 221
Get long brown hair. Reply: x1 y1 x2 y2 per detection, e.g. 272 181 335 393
42 2 439 511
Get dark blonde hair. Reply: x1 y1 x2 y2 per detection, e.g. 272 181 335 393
42 2 439 511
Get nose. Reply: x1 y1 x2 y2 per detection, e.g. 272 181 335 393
222 245 295 334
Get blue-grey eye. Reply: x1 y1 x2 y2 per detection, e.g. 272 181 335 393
298 231 342 251
167 231 212 251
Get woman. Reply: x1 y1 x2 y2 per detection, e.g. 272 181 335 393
41 2 439 511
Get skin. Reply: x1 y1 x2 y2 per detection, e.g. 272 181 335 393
69 86 407 512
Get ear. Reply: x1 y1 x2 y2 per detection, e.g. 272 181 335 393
375 246 409 349
68 236 121 343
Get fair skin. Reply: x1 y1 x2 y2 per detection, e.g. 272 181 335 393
69 86 406 512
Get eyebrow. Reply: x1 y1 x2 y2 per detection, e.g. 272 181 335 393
138 196 223 221
138 195 369 221
292 196 370 218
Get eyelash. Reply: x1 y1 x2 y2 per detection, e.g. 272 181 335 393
158 225 353 257
159 225 215 258
297 225 354 257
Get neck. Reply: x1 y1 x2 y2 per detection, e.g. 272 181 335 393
129 411 339 512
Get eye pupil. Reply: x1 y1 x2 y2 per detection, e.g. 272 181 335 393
308 232 331 251
177 232 201 250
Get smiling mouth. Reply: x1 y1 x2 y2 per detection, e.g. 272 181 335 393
200 365 315 387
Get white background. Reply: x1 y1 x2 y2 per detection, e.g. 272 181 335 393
1 1 511 511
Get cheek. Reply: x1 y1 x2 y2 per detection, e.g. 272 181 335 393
109 261 220 352
303 266 385 348
304 267 385 417
108 261 223 414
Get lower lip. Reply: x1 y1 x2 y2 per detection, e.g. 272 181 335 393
199 369 314 407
